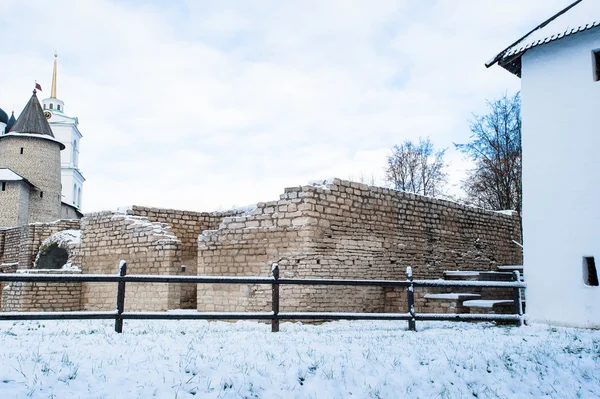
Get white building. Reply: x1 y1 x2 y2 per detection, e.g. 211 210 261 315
41 54 85 210
487 0 600 328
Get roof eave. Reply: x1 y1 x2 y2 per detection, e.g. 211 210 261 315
485 0 583 73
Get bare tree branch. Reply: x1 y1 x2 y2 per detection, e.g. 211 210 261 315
455 92 522 213
385 137 448 197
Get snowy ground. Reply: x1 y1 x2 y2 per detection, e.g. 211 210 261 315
0 320 598 398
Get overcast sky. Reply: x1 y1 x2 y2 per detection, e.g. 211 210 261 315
0 0 570 212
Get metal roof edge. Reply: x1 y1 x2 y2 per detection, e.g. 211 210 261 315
485 0 583 69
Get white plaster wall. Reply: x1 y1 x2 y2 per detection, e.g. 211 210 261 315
51 123 77 167
50 121 84 209
61 169 84 209
521 28 600 328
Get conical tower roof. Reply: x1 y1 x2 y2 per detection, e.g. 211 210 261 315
10 91 55 137
0 107 8 124
6 111 16 132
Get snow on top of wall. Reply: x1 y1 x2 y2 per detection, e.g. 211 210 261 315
46 229 81 246
308 178 337 188
115 205 133 213
225 204 257 216
500 0 600 61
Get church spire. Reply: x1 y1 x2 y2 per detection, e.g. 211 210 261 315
51 52 57 99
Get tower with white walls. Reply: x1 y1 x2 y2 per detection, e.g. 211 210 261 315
41 54 85 210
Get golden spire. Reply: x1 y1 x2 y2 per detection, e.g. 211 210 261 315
51 52 57 98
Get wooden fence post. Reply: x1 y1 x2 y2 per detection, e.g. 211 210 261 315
407 267 416 331
271 263 280 332
512 270 523 327
115 261 127 333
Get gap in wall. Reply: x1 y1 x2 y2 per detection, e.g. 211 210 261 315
583 256 599 286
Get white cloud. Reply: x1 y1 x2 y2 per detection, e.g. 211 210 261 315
0 0 572 212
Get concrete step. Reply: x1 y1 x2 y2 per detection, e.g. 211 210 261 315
478 271 515 281
497 265 523 272
423 293 481 300
443 271 481 280
462 299 513 308
443 270 524 282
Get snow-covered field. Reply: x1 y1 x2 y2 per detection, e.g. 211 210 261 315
0 320 598 398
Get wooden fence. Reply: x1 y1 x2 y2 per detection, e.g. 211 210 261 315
0 262 525 333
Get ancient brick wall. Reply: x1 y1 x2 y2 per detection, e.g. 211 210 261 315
0 135 63 224
197 179 522 314
80 211 182 312
1 227 22 267
0 181 29 227
17 220 82 269
127 206 245 308
0 220 81 270
1 269 82 312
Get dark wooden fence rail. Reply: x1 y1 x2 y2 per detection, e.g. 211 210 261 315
0 262 526 333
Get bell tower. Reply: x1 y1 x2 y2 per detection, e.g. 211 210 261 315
41 53 85 210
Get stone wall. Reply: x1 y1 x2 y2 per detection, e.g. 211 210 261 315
197 179 522 314
0 135 63 224
0 181 29 227
80 211 182 312
0 220 81 270
126 206 246 308
1 269 82 312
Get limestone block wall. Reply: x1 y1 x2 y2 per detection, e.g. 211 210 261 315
80 212 182 312
127 206 245 308
18 221 82 270
1 269 82 312
198 178 522 314
0 227 22 266
0 135 63 224
0 181 29 227
0 220 81 270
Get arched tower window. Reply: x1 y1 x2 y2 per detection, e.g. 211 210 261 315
73 184 77 205
49 104 53 110
73 140 79 166
57 105 61 111
78 187 82 208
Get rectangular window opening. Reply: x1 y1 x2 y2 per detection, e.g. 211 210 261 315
583 256 599 286
40 191 44 198
20 147 24 154
1 182 5 191
593 49 600 82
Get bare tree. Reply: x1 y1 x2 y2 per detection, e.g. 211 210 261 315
385 137 447 197
455 92 522 212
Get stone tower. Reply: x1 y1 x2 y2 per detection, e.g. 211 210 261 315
0 89 65 226
41 54 85 210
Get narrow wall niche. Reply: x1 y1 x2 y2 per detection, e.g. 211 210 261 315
583 256 598 286
593 49 600 82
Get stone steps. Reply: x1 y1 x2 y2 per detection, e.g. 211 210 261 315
422 266 525 319
444 270 524 282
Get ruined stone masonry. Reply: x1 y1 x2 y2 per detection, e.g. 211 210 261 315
0 178 522 315
197 179 521 314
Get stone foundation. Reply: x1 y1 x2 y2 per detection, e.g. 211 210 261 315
1 269 82 312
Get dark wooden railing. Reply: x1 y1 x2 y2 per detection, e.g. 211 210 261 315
0 262 525 333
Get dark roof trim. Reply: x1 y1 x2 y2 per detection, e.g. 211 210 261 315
485 0 583 72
